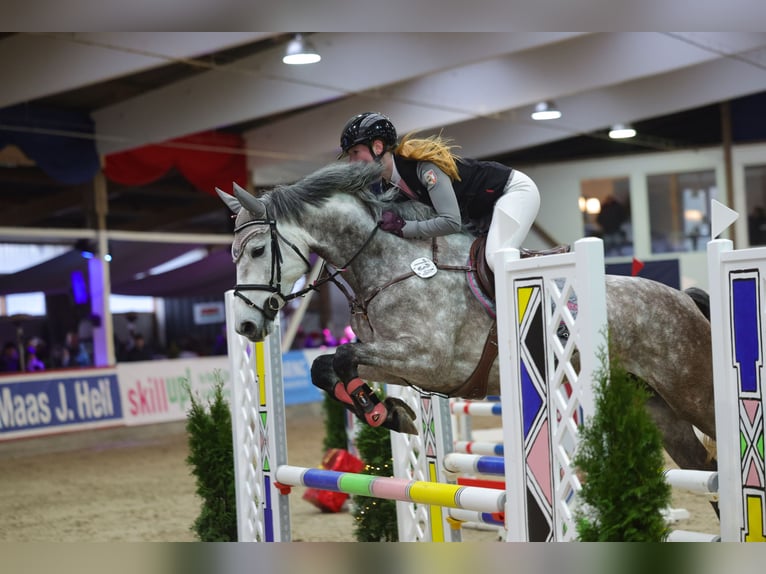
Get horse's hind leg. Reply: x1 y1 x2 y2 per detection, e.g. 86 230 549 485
645 393 716 471
310 351 417 435
645 393 719 517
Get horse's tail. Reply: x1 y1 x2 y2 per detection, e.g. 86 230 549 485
684 286 710 321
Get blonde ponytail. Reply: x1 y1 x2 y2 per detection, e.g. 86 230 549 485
395 132 462 181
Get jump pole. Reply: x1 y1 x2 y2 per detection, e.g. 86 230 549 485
454 441 504 456
444 453 504 476
274 465 505 514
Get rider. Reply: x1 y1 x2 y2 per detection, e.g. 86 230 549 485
339 111 541 271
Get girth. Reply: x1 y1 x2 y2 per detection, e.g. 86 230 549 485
446 321 497 400
449 237 572 400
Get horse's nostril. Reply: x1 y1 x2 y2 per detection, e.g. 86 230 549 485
239 321 256 337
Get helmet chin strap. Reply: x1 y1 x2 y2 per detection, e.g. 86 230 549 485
368 139 387 162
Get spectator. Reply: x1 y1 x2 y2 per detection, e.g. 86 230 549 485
597 195 628 255
65 331 91 367
26 346 45 371
1 341 20 373
123 333 153 362
749 206 766 246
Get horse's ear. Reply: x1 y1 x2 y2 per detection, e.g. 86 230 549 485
216 187 242 214
233 183 266 217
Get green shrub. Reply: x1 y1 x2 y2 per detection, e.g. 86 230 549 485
574 349 671 542
185 376 237 541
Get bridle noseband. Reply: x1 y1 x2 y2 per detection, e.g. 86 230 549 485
231 208 381 322
232 215 312 320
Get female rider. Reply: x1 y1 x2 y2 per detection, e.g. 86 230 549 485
339 111 541 271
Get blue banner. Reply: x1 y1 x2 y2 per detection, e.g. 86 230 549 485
0 373 122 435
282 350 323 405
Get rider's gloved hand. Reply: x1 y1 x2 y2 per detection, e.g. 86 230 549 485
378 210 405 237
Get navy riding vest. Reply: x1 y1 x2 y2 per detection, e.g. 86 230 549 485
393 156 513 226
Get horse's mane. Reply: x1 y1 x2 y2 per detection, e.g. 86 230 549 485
257 161 439 224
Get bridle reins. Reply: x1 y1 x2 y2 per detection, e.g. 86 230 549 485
231 211 381 320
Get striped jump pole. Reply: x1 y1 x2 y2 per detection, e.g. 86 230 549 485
453 441 504 456
447 508 505 529
275 465 506 514
450 398 502 443
444 453 505 476
450 401 502 417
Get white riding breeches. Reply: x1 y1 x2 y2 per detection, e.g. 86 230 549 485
485 169 541 271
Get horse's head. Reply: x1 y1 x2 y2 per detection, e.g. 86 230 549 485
217 182 312 341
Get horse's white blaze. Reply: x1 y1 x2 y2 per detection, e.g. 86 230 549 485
234 220 311 340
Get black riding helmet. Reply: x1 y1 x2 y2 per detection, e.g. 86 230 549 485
339 112 397 159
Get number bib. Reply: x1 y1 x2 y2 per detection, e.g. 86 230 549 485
410 257 437 278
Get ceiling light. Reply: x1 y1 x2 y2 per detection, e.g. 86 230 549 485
609 124 636 139
133 248 209 280
282 34 321 65
530 101 562 121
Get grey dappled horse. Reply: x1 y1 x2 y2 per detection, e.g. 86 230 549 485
217 161 716 474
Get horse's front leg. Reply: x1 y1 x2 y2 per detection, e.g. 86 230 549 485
310 346 417 435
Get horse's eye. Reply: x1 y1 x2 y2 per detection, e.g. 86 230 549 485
250 245 266 258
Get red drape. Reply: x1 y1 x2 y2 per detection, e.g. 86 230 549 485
103 131 247 196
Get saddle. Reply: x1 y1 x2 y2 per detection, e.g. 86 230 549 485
468 235 572 301
451 237 571 400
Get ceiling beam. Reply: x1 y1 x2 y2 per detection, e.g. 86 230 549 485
0 186 87 227
0 32 276 109
92 33 587 155
242 32 766 185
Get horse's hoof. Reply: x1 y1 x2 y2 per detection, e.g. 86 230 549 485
385 396 417 420
382 397 418 435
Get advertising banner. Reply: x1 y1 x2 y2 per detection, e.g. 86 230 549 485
117 356 230 426
0 368 122 439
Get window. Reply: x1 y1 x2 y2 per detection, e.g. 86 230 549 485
5 292 46 316
647 170 716 253
580 177 632 257
744 164 766 246
110 294 155 313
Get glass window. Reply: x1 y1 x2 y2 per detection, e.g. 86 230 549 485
647 170 716 253
744 164 766 246
110 294 155 313
5 292 46 316
580 177 632 257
